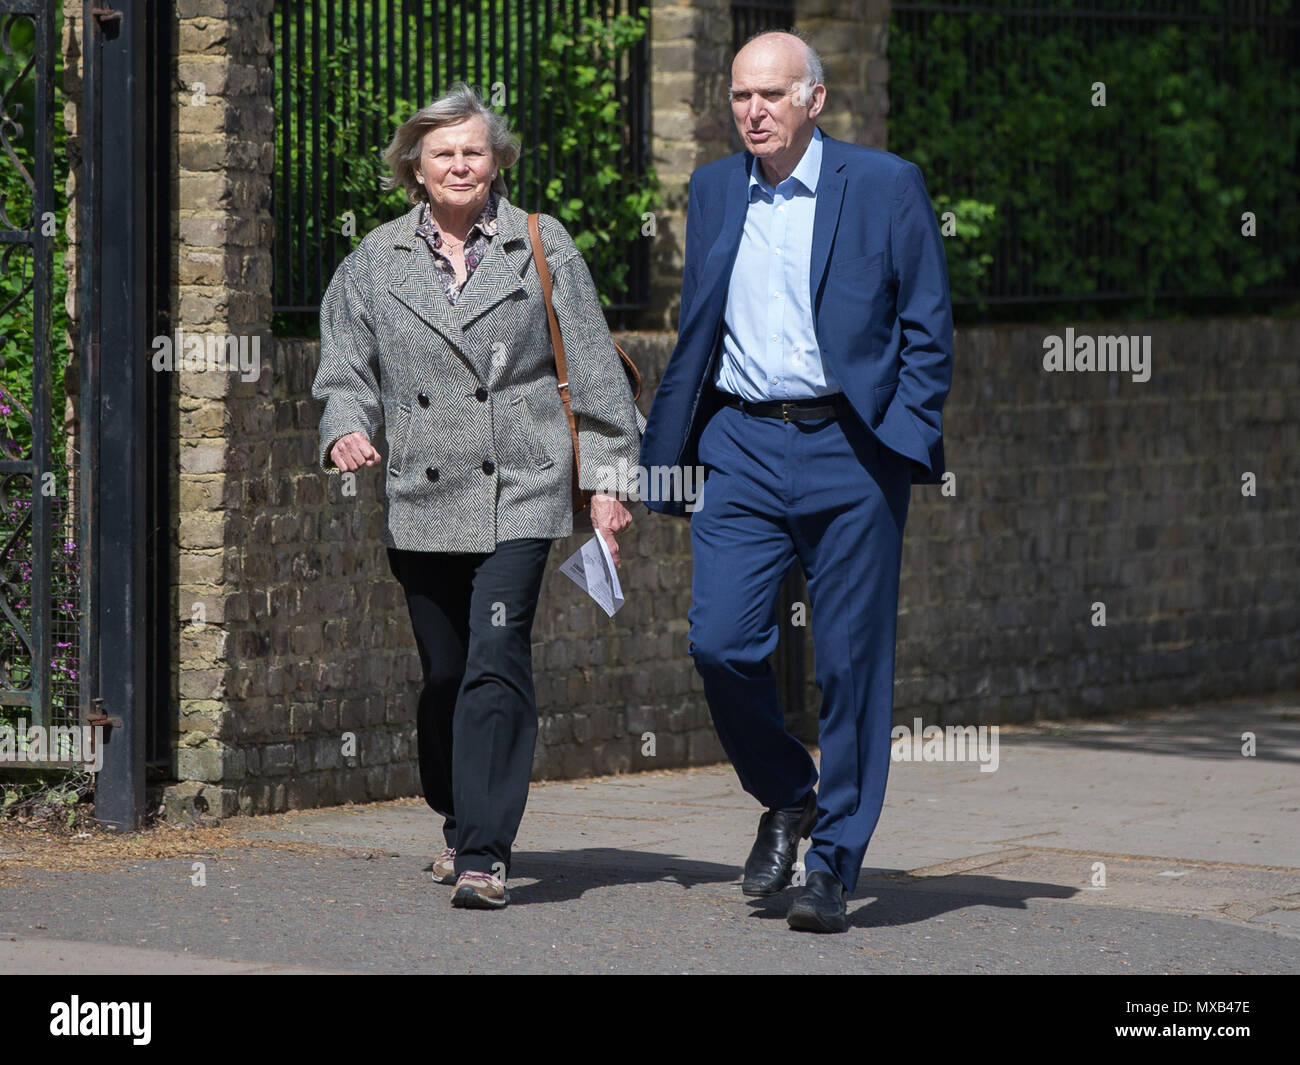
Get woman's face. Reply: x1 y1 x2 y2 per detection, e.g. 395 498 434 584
415 116 495 219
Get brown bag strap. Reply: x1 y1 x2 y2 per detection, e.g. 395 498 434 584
528 212 589 513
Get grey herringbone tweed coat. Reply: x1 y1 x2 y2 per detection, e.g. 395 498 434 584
312 197 642 553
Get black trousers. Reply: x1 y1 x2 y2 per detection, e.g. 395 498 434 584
386 538 552 879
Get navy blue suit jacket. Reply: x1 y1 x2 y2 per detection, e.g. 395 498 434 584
639 131 954 515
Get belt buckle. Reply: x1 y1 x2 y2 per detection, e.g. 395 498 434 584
780 402 792 423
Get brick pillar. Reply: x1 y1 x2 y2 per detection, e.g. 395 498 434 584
644 0 734 328
797 0 890 150
169 0 275 819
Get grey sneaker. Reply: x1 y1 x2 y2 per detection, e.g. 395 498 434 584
432 847 456 885
451 870 509 909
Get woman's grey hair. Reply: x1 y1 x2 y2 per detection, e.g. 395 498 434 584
383 83 521 203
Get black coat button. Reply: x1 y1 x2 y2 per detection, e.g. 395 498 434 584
475 387 488 402
418 392 430 407
426 467 438 482
481 460 495 475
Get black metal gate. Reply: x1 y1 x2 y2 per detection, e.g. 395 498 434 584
0 1 170 826
0 2 73 762
0 2 167 826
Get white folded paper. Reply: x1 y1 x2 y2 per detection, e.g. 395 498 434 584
558 534 625 617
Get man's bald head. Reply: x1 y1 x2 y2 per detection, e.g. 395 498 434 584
734 31 824 92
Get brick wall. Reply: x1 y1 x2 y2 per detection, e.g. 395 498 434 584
894 317 1299 724
187 317 1299 817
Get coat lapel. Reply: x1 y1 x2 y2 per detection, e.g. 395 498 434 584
387 204 493 383
694 158 750 316
810 133 847 306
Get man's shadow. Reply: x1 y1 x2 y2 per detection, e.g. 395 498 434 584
745 870 1078 928
470 849 1077 925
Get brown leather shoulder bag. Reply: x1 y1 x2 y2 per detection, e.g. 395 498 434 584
527 212 641 514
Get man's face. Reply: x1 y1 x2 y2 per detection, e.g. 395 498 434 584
416 116 495 216
729 43 824 160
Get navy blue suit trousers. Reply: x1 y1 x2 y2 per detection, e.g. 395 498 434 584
688 401 911 893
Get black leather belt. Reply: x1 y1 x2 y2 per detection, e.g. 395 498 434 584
721 392 846 422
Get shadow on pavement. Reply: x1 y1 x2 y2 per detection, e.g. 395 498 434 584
743 872 1079 928
494 846 741 905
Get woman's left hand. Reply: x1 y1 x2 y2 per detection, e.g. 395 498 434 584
590 493 633 569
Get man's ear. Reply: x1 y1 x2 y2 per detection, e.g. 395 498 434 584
806 83 827 121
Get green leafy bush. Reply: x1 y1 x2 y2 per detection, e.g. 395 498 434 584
889 1 1300 319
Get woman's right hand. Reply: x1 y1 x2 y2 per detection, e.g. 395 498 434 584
330 431 381 472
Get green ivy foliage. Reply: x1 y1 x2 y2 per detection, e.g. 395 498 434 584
889 1 1300 319
536 11 660 301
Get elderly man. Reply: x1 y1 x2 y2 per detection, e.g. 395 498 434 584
639 32 954 932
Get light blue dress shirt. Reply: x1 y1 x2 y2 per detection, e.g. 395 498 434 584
714 126 838 402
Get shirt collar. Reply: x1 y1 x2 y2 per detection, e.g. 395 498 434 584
749 126 823 200
416 190 500 248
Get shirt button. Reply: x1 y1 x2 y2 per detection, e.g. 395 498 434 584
418 392 430 407
482 460 495 475
475 387 488 402
426 467 439 482
774 248 782 255
774 291 782 299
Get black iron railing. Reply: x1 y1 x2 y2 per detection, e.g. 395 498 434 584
732 0 795 52
272 0 652 327
0 2 68 746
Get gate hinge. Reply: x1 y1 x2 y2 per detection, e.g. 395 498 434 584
90 6 123 32
85 697 123 730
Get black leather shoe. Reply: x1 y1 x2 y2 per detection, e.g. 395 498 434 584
741 790 818 897
787 870 848 933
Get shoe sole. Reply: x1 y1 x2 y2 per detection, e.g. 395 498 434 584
787 906 847 933
432 871 457 885
741 794 820 897
451 884 509 909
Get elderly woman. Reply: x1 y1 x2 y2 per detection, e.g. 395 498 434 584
312 84 641 911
